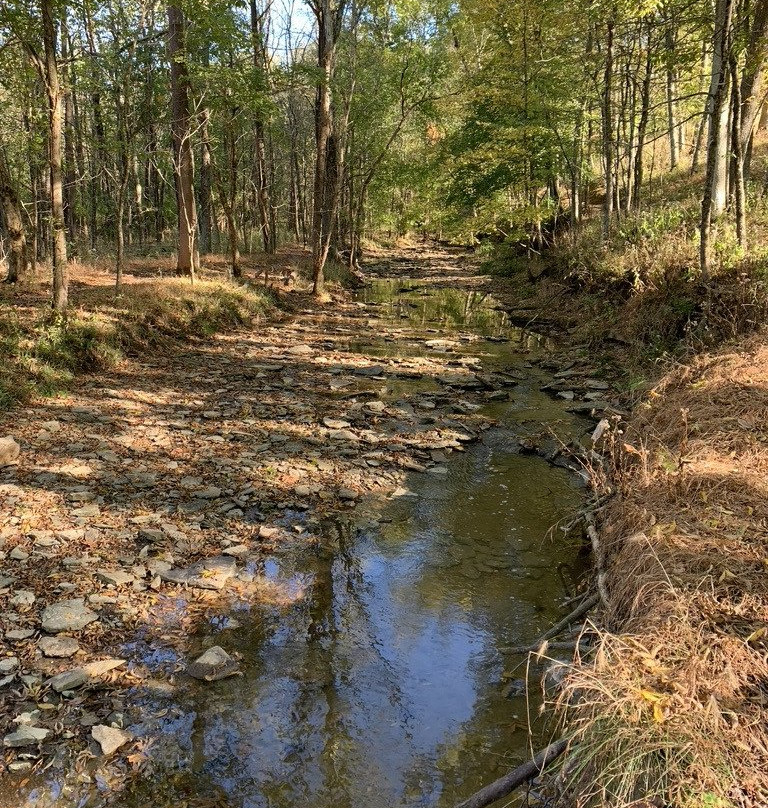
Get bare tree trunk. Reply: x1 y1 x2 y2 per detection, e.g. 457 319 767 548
310 0 347 297
42 0 68 310
250 0 275 255
701 0 735 281
730 54 747 250
601 18 615 240
633 20 653 209
61 23 77 248
0 143 29 284
168 3 197 278
199 107 212 255
739 0 768 180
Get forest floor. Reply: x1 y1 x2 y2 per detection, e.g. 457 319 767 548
0 244 588 795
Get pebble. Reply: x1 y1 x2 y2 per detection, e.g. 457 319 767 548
187 646 239 681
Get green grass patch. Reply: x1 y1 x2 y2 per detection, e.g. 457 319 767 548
0 278 274 411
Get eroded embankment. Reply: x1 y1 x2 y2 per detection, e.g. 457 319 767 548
558 333 768 808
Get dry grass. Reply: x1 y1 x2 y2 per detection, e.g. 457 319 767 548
556 334 768 808
0 255 277 410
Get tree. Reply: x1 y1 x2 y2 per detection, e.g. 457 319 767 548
168 2 198 278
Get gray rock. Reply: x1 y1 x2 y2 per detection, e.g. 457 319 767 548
286 344 313 356
48 668 89 692
6 629 34 641
160 556 237 591
322 417 351 429
0 437 20 467
10 590 35 607
8 761 32 773
0 657 18 674
187 646 239 681
9 547 29 562
3 726 50 747
91 724 131 755
39 636 80 658
197 486 222 500
95 569 134 587
41 599 99 633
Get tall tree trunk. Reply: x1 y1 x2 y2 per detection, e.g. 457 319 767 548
730 54 747 250
601 17 615 240
739 0 768 179
0 143 29 284
60 23 77 247
250 0 275 255
42 0 68 310
701 0 735 281
633 20 653 210
310 0 346 296
168 3 197 278
199 107 212 255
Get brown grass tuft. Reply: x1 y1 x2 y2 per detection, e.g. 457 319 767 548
556 332 768 808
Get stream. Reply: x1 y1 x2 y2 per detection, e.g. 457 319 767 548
15 278 590 808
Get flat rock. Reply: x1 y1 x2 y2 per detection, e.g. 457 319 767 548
41 599 99 633
82 658 125 677
6 629 34 641
322 417 351 429
160 556 237 590
0 437 20 467
9 547 29 562
92 724 131 755
48 668 89 692
4 726 50 747
10 590 35 606
286 344 313 355
187 646 239 681
0 657 18 674
95 569 134 587
39 637 80 658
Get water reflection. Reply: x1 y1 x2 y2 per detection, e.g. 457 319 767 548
121 421 583 808
358 280 511 335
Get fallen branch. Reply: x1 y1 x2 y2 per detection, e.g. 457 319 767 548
536 592 600 646
452 738 569 808
502 639 585 656
585 512 611 610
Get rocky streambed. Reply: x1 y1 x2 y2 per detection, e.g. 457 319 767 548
0 261 623 807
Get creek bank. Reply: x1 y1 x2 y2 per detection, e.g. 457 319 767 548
0 251 600 804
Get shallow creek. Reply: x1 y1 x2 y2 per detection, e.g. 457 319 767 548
22 280 590 808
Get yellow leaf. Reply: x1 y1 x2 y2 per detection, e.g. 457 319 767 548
747 627 767 645
638 689 663 703
653 702 665 723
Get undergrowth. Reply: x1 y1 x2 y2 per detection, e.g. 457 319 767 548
0 278 273 410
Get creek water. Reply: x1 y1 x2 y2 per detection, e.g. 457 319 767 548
17 280 589 808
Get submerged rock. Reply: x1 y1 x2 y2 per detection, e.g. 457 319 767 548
160 556 237 591
92 724 131 755
187 646 239 681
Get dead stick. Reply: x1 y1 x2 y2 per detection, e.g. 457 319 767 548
536 592 600 645
502 640 585 656
452 738 569 808
585 512 611 610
